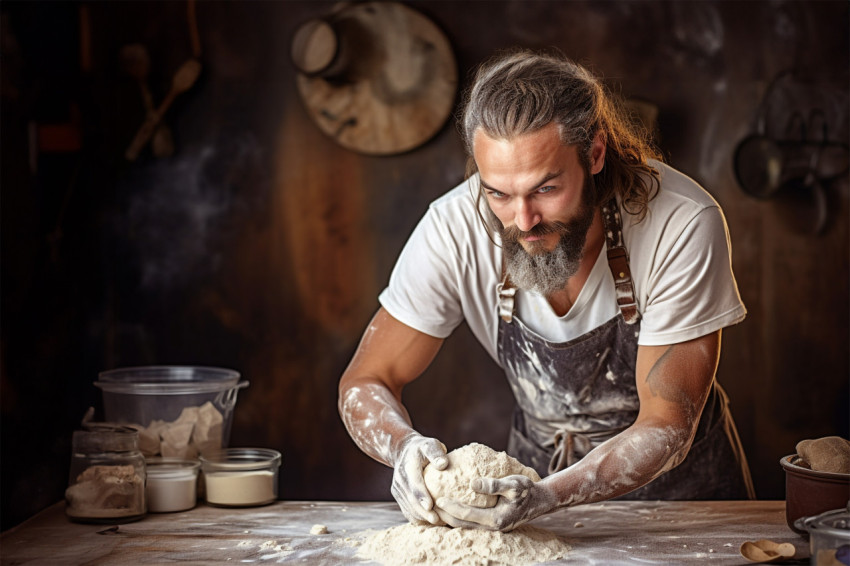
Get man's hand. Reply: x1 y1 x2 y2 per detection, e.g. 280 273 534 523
390 434 448 525
434 474 558 531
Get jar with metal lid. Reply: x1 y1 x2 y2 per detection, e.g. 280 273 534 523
794 502 850 565
65 424 147 523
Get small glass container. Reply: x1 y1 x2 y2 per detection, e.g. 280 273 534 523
65 424 146 523
794 503 850 565
199 448 281 507
146 458 201 513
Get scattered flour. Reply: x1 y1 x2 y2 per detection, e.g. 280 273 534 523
357 443 569 565
356 523 571 566
256 540 293 560
234 539 294 560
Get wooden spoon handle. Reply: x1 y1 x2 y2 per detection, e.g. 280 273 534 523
125 59 201 161
125 91 176 161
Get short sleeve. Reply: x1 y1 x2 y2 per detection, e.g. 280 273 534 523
378 208 465 339
638 206 746 345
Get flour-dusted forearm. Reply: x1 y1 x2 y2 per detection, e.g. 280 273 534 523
436 419 692 531
543 418 692 508
338 381 449 524
337 307 443 466
338 380 414 467
337 307 448 524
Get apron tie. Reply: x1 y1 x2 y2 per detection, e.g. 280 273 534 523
546 425 630 475
548 429 593 474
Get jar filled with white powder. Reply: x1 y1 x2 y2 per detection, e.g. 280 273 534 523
199 448 281 507
145 458 201 513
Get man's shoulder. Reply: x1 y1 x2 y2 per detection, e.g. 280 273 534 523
651 161 721 212
429 176 479 213
423 176 489 238
406 174 495 261
625 162 727 244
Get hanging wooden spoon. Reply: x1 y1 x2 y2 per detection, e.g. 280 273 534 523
120 44 174 158
125 58 202 161
740 539 796 563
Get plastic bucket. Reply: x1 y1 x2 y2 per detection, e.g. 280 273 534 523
95 366 248 456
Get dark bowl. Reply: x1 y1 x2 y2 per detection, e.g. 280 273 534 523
781 455 850 535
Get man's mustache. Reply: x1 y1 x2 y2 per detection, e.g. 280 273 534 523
501 221 570 243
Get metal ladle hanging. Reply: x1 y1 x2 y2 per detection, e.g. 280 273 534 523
733 116 784 199
772 109 830 235
733 74 790 199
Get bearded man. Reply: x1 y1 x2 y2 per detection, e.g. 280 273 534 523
338 49 755 532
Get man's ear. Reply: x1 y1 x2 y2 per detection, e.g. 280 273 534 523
589 131 607 175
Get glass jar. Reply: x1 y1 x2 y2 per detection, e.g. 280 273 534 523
145 457 200 513
65 424 147 523
200 448 281 507
795 503 850 565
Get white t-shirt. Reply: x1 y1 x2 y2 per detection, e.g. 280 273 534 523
379 162 746 364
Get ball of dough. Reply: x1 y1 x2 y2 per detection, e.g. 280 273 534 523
796 436 850 474
423 443 540 514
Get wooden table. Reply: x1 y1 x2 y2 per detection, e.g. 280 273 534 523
0 500 809 565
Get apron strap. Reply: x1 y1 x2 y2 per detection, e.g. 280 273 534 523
601 198 640 325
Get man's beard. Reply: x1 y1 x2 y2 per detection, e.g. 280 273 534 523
488 176 596 296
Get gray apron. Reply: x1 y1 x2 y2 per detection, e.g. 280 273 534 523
496 199 755 500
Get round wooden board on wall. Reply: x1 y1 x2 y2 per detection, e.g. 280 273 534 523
293 2 458 156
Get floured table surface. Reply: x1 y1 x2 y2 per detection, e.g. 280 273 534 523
0 500 807 564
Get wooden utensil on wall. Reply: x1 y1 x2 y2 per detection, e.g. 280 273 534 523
125 58 202 161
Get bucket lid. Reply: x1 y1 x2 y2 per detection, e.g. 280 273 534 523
95 365 242 394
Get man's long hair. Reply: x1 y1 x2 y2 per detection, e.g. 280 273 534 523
459 48 661 222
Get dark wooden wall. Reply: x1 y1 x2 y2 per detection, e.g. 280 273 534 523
2 0 847 531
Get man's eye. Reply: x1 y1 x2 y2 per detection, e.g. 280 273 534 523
537 186 555 194
486 190 506 199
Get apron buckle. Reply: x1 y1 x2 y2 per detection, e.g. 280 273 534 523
497 281 517 323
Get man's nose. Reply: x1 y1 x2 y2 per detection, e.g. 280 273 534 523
514 199 541 233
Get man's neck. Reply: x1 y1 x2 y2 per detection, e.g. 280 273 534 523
546 210 605 317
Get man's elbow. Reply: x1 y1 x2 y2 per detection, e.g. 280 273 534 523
657 424 697 474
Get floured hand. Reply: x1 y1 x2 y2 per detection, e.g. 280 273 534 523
390 434 448 525
435 474 558 531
